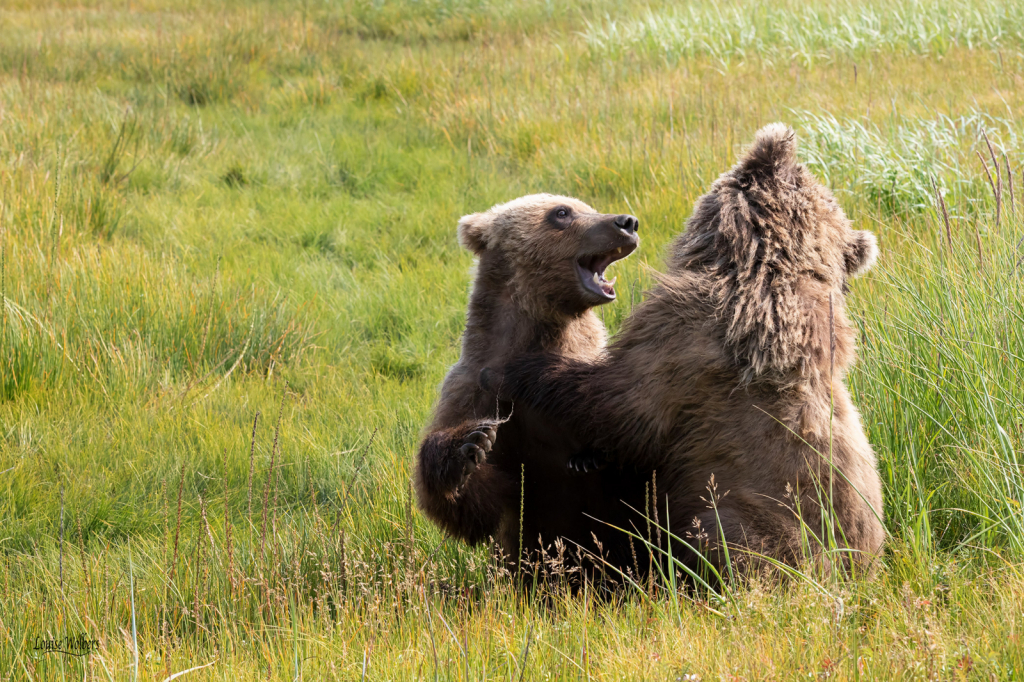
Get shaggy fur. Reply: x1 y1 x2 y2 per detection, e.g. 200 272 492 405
415 194 650 574
500 125 885 575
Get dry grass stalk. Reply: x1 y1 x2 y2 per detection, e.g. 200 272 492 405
309 479 321 536
404 481 415 577
629 535 641 582
261 391 287 558
198 493 215 632
931 176 953 250
270 391 288 540
518 462 525 573
161 475 170 564
58 478 65 591
275 539 287 611
260 450 276 559
652 470 661 552
246 411 260 520
291 538 302 607
170 464 185 579
192 499 205 626
159 475 172 678
47 148 63 274
200 489 215 547
644 480 654 593
77 514 91 610
974 220 985 270
338 527 347 593
223 448 234 597
828 292 836 378
1005 154 1015 218
982 132 1002 227
0 554 7 609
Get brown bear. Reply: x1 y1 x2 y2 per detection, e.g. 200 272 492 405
499 124 884 578
414 194 652 577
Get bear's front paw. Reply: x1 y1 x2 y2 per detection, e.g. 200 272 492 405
567 449 609 476
456 420 499 487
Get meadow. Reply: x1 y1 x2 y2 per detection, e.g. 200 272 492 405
1 0 1023 678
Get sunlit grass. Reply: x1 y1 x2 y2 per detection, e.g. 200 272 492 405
583 0 1024 66
1 0 1023 679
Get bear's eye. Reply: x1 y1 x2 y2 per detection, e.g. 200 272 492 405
548 206 573 228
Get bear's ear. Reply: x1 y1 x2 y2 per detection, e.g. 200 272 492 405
457 212 493 255
737 122 798 182
844 230 878 278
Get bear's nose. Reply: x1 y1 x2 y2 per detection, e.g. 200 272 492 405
615 214 639 234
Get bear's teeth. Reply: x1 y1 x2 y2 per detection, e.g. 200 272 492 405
592 271 601 285
607 276 616 286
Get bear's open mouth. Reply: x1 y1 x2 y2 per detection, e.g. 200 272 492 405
575 243 636 300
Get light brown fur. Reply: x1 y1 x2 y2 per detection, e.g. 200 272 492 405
501 125 884 576
414 194 647 572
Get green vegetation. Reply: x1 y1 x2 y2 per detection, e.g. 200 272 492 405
1 0 1022 678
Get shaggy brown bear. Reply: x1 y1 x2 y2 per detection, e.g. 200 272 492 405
414 194 651 574
499 124 884 576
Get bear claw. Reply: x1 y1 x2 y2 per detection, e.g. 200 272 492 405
455 421 499 485
459 442 486 466
567 451 609 475
463 428 495 452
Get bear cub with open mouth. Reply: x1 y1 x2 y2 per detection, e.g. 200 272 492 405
415 194 651 576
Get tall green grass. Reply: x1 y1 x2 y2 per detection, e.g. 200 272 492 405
798 109 1020 212
584 0 1024 66
854 178 1024 559
1 0 1023 678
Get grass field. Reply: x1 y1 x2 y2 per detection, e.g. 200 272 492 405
1 0 1023 679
